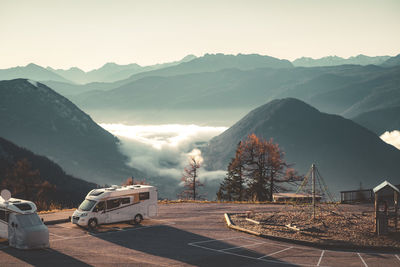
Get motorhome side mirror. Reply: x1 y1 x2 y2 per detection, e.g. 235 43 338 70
41 218 44 222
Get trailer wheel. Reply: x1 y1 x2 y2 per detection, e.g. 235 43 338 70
88 218 98 229
134 214 143 224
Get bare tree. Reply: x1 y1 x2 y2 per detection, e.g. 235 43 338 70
178 157 204 200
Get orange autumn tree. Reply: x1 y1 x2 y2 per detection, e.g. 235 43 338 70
1 158 56 210
217 134 301 201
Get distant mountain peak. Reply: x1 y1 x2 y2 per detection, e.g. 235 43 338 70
26 63 42 68
181 54 196 62
203 98 400 195
100 62 141 69
250 98 319 117
0 63 72 83
102 62 118 67
293 54 390 67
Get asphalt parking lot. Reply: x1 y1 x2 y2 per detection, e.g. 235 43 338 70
1 203 400 266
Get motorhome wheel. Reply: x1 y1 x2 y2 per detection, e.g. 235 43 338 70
88 218 98 229
134 214 143 224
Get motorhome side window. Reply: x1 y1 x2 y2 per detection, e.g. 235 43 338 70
0 209 8 222
93 201 105 212
139 192 150 200
106 199 120 210
121 198 130 205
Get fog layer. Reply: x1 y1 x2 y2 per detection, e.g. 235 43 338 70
100 124 227 198
381 130 400 150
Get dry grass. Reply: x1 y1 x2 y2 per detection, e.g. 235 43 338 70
37 208 75 214
157 199 287 204
231 204 400 249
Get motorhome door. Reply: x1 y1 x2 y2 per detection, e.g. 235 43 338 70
92 201 108 224
148 204 157 217
0 209 8 239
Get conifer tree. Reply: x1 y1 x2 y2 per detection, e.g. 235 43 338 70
217 134 301 202
218 142 247 201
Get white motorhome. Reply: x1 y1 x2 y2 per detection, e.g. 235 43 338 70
72 185 158 228
0 190 49 249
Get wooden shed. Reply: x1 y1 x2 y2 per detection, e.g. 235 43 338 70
373 180 399 234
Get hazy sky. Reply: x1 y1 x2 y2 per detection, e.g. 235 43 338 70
1 0 399 71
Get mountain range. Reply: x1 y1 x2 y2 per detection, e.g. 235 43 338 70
40 53 294 98
0 79 143 185
381 54 400 68
352 106 400 135
0 63 71 83
292 55 391 67
1 53 399 198
67 63 400 128
46 54 197 84
202 98 400 195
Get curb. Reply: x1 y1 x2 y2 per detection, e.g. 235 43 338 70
224 213 400 253
43 217 71 225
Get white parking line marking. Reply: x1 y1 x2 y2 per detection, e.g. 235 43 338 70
396 255 400 262
262 246 293 258
317 250 325 266
51 224 164 242
49 232 67 239
188 237 245 245
189 242 323 267
55 224 74 229
220 242 265 251
358 253 368 267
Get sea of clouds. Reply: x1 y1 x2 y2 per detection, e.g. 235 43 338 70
100 124 228 198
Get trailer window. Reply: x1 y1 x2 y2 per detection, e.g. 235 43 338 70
14 203 32 211
79 199 97 211
139 192 150 200
15 213 43 227
106 199 120 210
0 209 9 222
121 198 130 205
93 201 105 212
89 190 104 196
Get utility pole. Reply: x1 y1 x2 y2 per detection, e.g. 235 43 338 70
312 163 316 220
193 164 196 201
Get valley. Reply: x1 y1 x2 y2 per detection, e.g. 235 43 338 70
1 53 400 202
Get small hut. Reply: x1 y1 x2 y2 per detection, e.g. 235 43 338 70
373 180 399 235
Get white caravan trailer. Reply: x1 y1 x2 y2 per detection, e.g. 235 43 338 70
72 185 158 228
0 189 49 249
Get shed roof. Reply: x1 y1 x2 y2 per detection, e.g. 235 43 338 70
373 180 400 193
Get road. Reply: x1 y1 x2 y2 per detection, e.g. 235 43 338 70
1 203 399 266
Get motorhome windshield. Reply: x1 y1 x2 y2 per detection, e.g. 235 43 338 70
15 213 43 227
78 199 96 211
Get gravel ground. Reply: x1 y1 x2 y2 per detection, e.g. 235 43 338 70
231 203 400 249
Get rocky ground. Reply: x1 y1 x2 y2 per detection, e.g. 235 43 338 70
231 203 400 249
